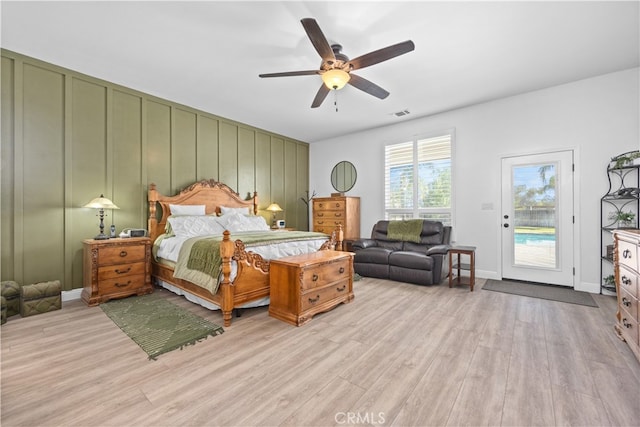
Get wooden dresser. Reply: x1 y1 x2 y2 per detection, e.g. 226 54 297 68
613 229 640 362
269 251 354 326
312 196 360 243
82 237 153 306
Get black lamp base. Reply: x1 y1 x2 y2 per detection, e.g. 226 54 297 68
94 209 109 240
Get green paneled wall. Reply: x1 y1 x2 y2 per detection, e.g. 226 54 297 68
0 49 310 290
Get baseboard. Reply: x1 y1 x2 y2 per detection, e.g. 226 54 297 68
575 281 600 294
475 269 500 280
62 288 82 302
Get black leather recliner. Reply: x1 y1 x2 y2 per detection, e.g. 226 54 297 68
352 220 452 286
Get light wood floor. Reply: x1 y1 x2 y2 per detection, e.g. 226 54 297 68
2 278 639 427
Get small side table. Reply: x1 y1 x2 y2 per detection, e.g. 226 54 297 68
448 245 476 291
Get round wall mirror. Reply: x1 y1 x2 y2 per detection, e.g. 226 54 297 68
331 161 357 193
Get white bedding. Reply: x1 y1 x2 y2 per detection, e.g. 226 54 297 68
156 230 327 263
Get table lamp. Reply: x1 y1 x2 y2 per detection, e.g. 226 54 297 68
266 203 283 228
84 194 119 240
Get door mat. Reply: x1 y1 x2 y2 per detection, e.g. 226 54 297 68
482 279 598 307
101 293 224 360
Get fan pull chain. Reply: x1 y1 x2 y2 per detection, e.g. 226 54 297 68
334 90 339 112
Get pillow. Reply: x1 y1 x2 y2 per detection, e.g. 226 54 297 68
220 206 251 216
218 212 270 232
167 215 226 237
170 204 206 216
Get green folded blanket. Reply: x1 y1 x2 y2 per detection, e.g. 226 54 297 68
387 220 423 243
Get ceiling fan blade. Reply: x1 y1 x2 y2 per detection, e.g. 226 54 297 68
301 18 336 61
347 73 390 99
259 70 320 78
311 84 330 108
347 40 415 71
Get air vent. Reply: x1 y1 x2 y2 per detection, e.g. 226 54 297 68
392 109 410 117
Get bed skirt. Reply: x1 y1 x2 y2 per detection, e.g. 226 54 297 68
157 279 270 310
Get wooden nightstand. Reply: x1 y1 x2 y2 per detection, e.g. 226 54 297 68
269 251 354 326
82 237 152 306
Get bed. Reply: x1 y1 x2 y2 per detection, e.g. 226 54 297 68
148 179 342 326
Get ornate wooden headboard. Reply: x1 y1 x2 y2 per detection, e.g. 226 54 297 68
148 179 259 241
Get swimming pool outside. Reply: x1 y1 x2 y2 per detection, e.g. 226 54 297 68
514 232 556 245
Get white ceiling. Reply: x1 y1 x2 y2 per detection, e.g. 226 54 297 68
1 1 639 143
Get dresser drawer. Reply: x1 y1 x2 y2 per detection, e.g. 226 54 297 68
98 261 146 281
620 306 640 347
620 286 639 322
313 200 346 211
300 280 351 312
301 258 350 291
618 239 638 273
619 264 639 299
98 274 146 296
314 209 345 219
98 244 146 265
314 220 344 232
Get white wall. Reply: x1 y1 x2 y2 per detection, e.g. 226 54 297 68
310 68 640 292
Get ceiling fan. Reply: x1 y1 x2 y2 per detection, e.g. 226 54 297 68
259 18 415 108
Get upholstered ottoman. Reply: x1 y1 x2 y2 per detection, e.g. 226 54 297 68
20 280 61 317
1 281 21 318
1 296 7 325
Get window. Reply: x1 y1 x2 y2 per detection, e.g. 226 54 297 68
384 133 452 225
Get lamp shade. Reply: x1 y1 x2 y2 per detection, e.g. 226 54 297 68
83 195 119 210
321 69 350 90
266 203 283 212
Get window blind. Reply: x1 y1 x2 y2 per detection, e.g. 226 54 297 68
385 134 452 224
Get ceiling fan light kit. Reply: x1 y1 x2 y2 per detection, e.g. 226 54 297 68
259 18 414 109
322 69 350 90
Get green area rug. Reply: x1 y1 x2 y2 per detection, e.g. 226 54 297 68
482 279 598 307
101 293 224 360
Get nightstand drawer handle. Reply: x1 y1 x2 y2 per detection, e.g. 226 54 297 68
115 267 131 274
337 285 346 292
119 250 128 257
115 281 131 288
622 318 632 328
317 212 324 217
308 295 320 304
339 267 345 274
312 274 319 282
623 297 632 307
623 249 632 259
622 276 632 285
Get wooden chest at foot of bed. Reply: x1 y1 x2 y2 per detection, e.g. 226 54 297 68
20 280 61 317
269 251 354 326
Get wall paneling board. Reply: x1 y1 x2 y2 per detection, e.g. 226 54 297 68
1 49 309 290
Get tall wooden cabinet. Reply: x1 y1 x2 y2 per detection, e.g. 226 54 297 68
312 196 360 243
613 229 640 363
